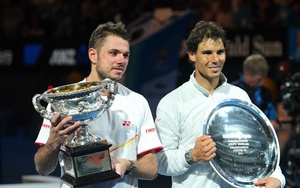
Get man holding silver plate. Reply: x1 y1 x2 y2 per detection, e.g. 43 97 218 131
155 21 286 188
33 22 163 188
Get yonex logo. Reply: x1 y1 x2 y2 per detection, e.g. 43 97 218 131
123 121 131 126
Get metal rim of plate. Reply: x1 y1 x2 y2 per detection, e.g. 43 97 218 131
202 98 279 188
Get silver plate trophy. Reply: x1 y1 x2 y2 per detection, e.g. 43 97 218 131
32 78 120 187
202 98 279 188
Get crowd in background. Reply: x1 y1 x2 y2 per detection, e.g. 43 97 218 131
1 0 300 38
0 0 298 133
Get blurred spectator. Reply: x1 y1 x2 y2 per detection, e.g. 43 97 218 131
275 0 297 27
1 0 25 37
251 0 279 29
215 0 234 29
231 54 280 129
232 0 252 29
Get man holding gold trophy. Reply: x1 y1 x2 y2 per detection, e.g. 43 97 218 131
32 22 163 188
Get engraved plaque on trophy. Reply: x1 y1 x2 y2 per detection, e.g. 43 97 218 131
202 98 279 188
32 78 120 187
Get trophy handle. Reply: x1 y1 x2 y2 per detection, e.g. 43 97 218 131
32 94 55 120
104 79 117 110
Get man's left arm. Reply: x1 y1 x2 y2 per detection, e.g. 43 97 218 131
112 150 157 180
131 150 157 180
253 165 285 188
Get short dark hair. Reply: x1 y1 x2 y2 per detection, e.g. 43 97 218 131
186 21 227 53
88 22 131 50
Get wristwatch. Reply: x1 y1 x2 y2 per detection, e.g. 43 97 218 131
185 149 195 165
125 160 136 176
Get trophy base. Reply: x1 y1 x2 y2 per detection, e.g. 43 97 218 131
64 139 110 155
61 170 120 188
61 140 120 187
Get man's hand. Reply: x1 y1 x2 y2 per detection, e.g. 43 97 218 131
253 177 281 188
111 156 131 178
191 135 216 163
47 113 82 150
34 113 82 176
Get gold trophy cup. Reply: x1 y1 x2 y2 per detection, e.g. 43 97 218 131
32 78 120 187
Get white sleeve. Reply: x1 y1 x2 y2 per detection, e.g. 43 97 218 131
35 118 51 147
155 98 190 176
137 97 163 155
270 165 286 188
34 105 52 147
